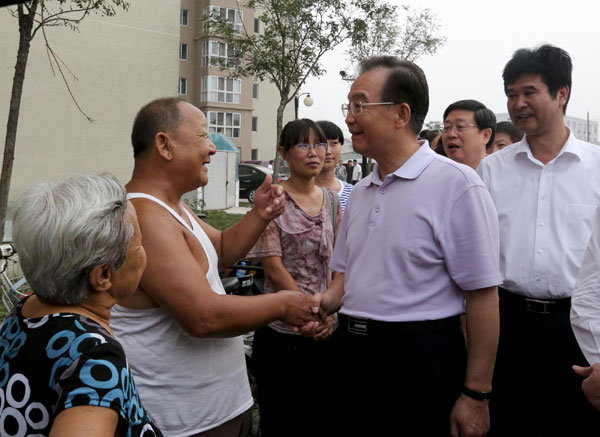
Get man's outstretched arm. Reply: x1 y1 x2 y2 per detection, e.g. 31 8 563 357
128 197 316 338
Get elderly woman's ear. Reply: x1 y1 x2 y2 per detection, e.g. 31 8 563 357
89 265 112 292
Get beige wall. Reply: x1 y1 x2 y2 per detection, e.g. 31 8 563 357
0 0 179 213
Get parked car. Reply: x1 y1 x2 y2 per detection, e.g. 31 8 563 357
241 160 290 181
239 163 272 203
242 160 271 168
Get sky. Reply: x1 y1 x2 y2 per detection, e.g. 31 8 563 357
298 0 600 137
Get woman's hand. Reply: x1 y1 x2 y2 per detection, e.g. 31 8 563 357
313 314 335 342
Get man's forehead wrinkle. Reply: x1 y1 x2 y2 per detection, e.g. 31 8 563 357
446 115 475 122
349 91 370 102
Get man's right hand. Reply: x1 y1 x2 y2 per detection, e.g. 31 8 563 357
574 364 600 411
277 290 318 327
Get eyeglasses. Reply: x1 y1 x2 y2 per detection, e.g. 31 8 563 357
442 122 478 133
293 142 328 153
341 101 398 116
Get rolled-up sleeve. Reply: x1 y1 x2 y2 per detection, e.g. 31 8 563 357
572 206 600 365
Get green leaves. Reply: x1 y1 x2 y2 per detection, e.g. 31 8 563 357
347 2 445 64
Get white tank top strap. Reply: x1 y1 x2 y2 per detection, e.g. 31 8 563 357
127 192 224 294
127 192 193 232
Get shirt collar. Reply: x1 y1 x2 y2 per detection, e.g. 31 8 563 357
368 141 435 185
515 127 582 163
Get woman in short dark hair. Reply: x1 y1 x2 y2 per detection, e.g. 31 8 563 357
1 175 161 436
489 121 524 154
315 120 353 213
249 119 342 437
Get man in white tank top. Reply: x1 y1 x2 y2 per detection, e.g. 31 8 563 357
110 98 318 437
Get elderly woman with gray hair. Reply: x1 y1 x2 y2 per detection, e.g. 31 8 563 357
0 175 162 436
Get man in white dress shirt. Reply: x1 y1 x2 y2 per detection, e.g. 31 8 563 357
478 44 600 436
572 207 600 412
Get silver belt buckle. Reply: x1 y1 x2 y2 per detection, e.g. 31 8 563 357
525 298 553 315
347 317 368 335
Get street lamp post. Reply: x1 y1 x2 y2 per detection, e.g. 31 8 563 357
294 92 314 119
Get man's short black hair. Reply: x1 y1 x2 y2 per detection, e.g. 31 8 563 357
358 56 429 135
316 120 344 145
503 44 572 113
443 99 497 148
131 97 187 157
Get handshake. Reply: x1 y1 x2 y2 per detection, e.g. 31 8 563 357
277 287 341 341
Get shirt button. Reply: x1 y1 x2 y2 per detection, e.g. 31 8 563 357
375 206 380 213
537 278 542 282
537 249 543 254
380 189 385 194
540 222 545 227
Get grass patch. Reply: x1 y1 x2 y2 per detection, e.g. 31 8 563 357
201 210 246 231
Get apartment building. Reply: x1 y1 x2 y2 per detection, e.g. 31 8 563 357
179 0 294 161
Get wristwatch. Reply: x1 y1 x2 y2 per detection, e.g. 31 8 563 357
462 386 492 401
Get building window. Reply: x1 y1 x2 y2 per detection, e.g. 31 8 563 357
180 43 188 60
179 78 187 95
207 111 241 138
181 9 189 26
203 40 240 68
201 76 241 104
252 83 258 99
251 149 258 160
204 6 243 34
252 116 258 132
254 18 260 33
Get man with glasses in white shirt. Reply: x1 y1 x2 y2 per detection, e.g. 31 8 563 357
478 44 600 436
311 56 501 437
442 99 496 170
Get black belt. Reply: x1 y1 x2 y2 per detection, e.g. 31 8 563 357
498 287 571 315
338 313 459 337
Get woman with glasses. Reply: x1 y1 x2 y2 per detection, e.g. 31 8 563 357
248 119 342 437
315 120 353 213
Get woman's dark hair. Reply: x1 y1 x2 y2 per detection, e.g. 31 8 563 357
419 129 441 143
279 119 327 152
316 120 344 145
496 121 524 144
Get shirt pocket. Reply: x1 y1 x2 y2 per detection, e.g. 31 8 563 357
565 204 598 253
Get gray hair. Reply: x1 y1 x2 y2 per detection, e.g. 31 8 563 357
12 174 133 306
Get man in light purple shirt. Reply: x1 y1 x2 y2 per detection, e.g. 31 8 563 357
312 56 501 436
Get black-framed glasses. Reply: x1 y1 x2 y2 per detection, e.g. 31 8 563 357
293 142 328 153
341 101 398 116
442 122 478 133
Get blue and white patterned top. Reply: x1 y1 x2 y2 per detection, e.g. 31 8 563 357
339 180 353 214
0 297 162 436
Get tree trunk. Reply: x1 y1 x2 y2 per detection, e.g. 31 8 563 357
0 2 38 241
271 98 286 183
